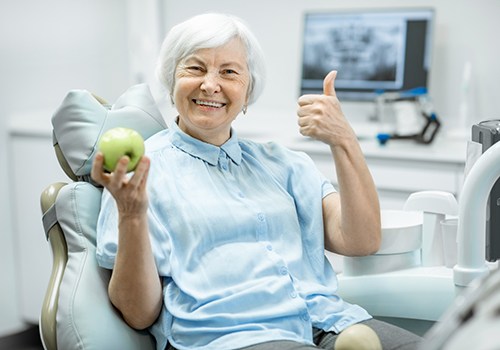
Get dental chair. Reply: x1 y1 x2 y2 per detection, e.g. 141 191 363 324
337 191 460 336
39 84 167 350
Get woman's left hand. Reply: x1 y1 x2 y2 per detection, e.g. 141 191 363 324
297 70 357 148
297 70 381 256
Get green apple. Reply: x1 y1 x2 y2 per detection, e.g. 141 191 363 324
98 127 145 172
335 324 382 350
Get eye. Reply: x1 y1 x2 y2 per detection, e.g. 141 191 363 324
221 68 240 78
186 65 205 74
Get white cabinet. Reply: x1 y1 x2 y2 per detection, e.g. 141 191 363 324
8 122 68 323
304 139 466 210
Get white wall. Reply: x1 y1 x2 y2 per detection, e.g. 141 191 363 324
159 0 500 129
0 0 131 335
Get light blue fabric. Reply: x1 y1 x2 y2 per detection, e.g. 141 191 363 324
96 121 371 350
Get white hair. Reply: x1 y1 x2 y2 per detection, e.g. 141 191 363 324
155 13 266 105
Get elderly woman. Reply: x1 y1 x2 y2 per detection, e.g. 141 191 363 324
92 13 421 350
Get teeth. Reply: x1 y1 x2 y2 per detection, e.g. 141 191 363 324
195 99 224 108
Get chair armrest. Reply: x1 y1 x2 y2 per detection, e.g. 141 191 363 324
40 182 68 350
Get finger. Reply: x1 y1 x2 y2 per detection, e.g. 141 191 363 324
139 157 150 190
297 104 314 118
298 123 312 137
297 94 318 107
129 156 150 188
323 70 337 97
91 152 106 184
297 113 306 126
108 156 130 185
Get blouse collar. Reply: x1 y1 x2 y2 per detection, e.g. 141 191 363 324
170 120 242 166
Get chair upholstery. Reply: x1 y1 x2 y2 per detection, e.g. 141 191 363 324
40 84 167 350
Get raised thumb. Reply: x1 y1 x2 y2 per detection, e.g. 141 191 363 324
323 70 337 96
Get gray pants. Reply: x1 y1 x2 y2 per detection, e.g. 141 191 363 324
167 319 422 350
239 319 421 350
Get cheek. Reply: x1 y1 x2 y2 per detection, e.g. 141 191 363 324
172 85 182 105
232 79 251 103
173 79 194 101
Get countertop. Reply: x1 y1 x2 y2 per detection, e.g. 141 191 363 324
233 107 467 165
9 107 467 165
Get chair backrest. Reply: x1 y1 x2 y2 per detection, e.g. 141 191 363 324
40 84 167 350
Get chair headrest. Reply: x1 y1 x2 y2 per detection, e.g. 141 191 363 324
52 84 167 180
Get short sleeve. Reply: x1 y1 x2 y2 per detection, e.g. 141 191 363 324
320 171 336 199
95 185 173 277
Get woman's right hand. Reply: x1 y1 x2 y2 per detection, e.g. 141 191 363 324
91 152 151 216
91 152 162 329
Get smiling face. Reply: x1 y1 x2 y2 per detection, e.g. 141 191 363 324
173 37 250 146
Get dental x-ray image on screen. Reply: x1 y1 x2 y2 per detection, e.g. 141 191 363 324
300 9 434 101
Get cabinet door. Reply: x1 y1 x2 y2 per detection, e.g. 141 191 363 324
307 152 463 210
8 134 68 323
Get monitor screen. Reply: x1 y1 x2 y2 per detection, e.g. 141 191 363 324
300 8 434 101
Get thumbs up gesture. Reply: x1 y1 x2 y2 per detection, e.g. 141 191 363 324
297 70 356 146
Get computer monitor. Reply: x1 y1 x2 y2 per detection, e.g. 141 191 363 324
300 8 434 101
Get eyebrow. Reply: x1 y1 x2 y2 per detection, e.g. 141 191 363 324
184 55 246 71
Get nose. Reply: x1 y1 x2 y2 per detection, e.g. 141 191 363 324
200 71 221 95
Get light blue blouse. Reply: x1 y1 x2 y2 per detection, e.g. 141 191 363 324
96 122 371 350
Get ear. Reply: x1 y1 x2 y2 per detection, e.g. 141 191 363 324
245 73 253 105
